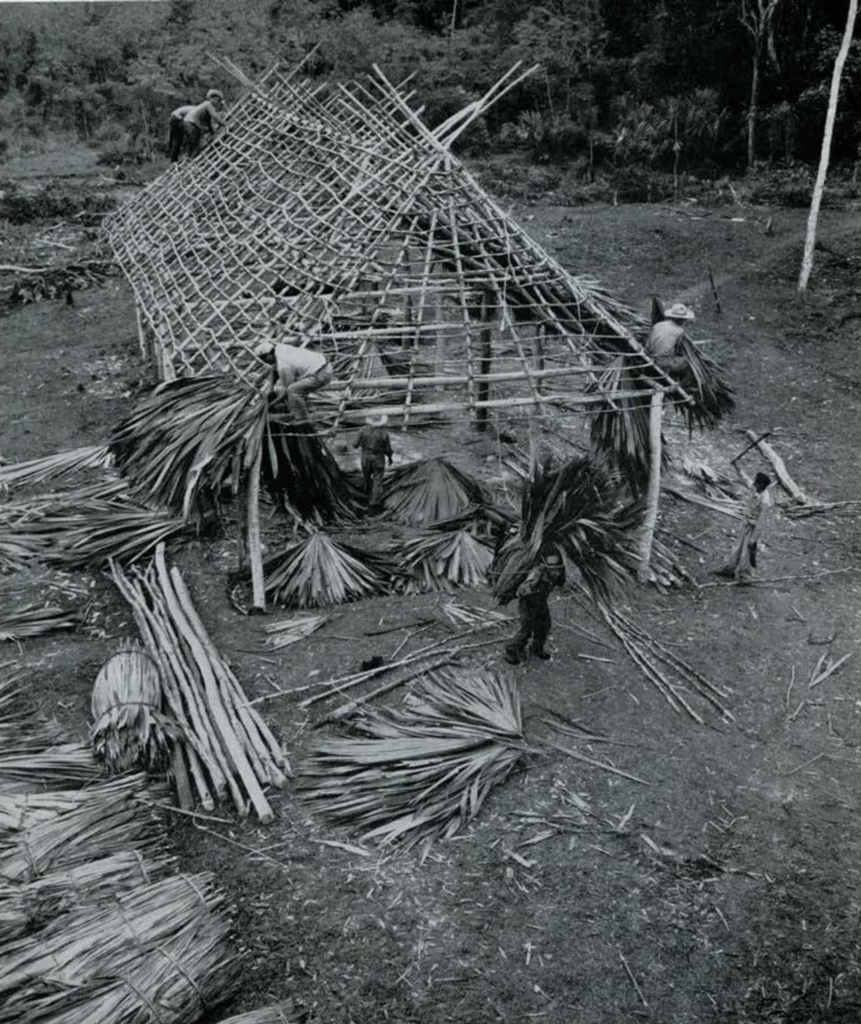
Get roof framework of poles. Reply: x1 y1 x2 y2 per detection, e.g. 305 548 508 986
105 58 691 430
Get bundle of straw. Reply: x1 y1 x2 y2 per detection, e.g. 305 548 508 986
0 742 101 792
262 614 328 649
0 873 238 1022
91 640 176 773
389 530 494 593
262 532 393 608
0 603 79 643
0 445 112 494
111 545 289 821
383 459 489 526
0 849 174 944
0 774 166 883
300 666 526 850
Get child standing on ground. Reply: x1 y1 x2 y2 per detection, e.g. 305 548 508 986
354 413 393 510
717 471 772 582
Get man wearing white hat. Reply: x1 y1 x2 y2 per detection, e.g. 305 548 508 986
354 412 393 509
181 89 225 159
646 302 694 373
254 340 334 422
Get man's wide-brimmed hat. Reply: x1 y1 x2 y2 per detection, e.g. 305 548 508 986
254 341 275 358
366 413 388 427
665 303 695 321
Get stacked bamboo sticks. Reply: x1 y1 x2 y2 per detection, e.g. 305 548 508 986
111 544 288 821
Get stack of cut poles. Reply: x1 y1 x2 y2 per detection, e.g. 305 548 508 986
111 544 288 821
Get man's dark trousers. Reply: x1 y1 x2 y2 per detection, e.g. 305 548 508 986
505 593 551 660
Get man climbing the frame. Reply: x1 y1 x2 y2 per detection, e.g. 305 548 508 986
254 338 334 422
504 551 566 665
646 301 695 375
354 413 393 510
181 89 225 159
716 470 773 583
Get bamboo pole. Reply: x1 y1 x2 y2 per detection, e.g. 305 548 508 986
637 390 664 583
246 448 266 613
475 289 494 433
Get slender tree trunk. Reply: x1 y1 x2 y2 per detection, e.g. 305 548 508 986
747 46 761 168
637 390 664 583
798 0 858 293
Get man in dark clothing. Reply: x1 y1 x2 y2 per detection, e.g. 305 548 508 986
182 89 224 158
504 551 566 665
168 104 192 163
354 413 393 509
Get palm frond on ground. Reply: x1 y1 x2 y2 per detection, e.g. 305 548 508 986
214 1002 301 1024
111 376 358 523
0 445 112 494
383 459 490 526
91 641 176 773
299 666 525 850
491 455 642 604
388 530 494 593
672 335 735 430
262 532 393 608
0 603 79 643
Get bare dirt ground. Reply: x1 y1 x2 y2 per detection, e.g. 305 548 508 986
2 157 860 1024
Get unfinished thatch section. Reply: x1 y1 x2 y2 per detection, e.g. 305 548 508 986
105 58 691 432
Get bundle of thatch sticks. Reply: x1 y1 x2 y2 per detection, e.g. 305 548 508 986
111 544 289 821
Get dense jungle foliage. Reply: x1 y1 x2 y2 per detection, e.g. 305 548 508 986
0 0 859 178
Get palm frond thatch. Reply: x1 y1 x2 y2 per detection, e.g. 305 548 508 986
0 873 239 1022
0 850 174 944
214 1002 301 1024
389 529 494 593
299 666 525 850
491 454 642 604
0 742 101 792
0 774 166 883
110 375 358 523
0 445 112 493
91 640 176 773
0 603 79 642
672 335 735 430
263 532 393 608
383 458 490 526
262 614 328 648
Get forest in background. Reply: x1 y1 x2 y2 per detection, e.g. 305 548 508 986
0 0 859 186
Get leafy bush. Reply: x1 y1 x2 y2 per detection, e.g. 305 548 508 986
745 163 814 207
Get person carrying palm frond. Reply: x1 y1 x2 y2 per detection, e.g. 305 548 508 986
503 550 566 665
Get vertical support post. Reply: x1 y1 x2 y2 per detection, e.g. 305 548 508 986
637 389 664 583
402 244 413 351
247 448 266 612
235 470 247 574
533 326 545 393
475 290 493 433
134 301 149 360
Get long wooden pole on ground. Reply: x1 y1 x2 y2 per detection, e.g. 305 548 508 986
246 447 266 612
638 389 664 583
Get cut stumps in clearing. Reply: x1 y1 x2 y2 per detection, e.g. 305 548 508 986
299 666 526 851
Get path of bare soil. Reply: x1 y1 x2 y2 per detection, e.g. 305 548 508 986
1 176 860 1024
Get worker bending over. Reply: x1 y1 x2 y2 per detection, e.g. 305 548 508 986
255 340 334 422
177 89 224 160
646 302 695 375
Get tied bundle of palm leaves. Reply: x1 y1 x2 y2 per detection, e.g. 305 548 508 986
0 445 112 494
300 666 526 850
0 849 174 944
91 641 176 773
0 742 101 792
672 334 735 430
0 873 239 1023
383 458 490 526
111 375 357 523
262 532 393 608
0 774 166 883
0 602 79 642
491 455 642 605
389 530 494 593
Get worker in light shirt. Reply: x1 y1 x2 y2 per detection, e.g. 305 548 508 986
182 89 224 158
254 341 335 422
168 104 192 163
